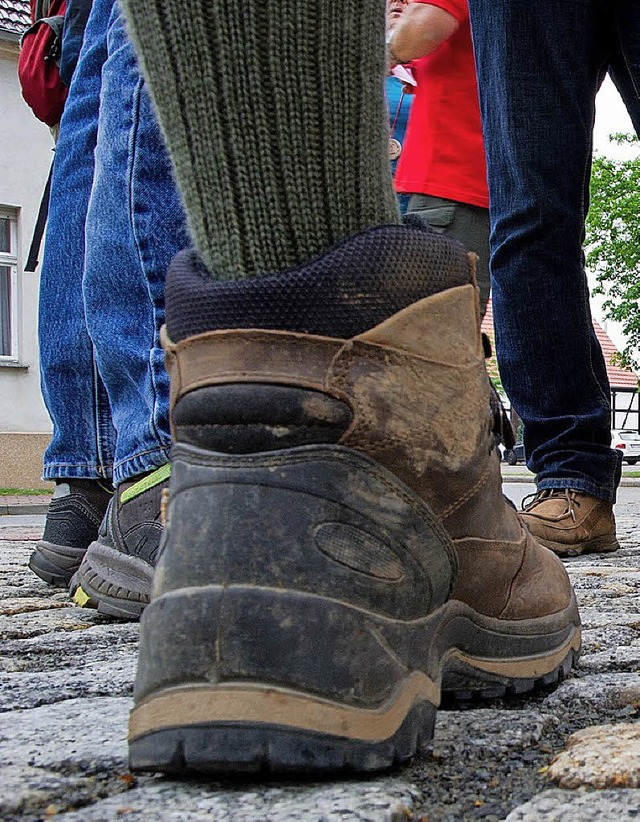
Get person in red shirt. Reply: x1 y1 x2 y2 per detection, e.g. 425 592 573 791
389 0 490 315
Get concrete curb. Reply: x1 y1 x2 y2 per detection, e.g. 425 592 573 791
0 503 50 516
501 476 640 488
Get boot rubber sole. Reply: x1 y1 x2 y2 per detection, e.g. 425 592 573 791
70 541 152 619
128 443 581 775
128 605 580 774
129 676 439 774
29 540 87 587
128 593 580 774
535 533 620 558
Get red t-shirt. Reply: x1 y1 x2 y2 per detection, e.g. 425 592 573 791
394 0 489 209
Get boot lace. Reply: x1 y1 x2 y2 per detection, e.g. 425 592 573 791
521 488 582 522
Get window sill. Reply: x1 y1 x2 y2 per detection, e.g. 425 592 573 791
0 359 29 371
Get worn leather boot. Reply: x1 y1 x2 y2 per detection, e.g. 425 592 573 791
128 229 580 775
520 489 619 557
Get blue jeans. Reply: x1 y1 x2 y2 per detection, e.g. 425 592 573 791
39 0 189 485
466 0 639 502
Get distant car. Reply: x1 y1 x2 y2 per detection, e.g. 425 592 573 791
502 443 525 466
611 430 640 465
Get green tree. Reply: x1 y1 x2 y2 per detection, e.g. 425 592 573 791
586 134 640 373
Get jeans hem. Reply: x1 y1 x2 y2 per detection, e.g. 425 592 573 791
113 445 171 486
536 477 616 504
42 463 113 482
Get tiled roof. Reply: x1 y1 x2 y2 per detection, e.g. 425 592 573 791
481 302 639 390
0 0 30 36
592 319 639 389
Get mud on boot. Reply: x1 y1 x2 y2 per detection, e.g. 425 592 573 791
128 227 581 775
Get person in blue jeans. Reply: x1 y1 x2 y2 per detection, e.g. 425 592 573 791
466 1 639 556
30 0 190 617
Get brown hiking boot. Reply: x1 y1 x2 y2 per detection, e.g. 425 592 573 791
127 230 580 775
520 489 619 557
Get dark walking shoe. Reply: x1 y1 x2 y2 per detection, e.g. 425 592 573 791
70 464 169 619
29 480 113 586
520 489 619 557
128 228 580 776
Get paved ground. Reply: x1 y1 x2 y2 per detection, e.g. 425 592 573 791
0 479 638 820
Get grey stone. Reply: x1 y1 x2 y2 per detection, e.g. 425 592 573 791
579 641 640 673
0 620 139 674
505 788 640 820
0 696 130 770
0 606 105 640
543 673 640 712
0 596 71 616
433 709 557 757
53 778 422 822
0 653 135 710
578 607 640 629
0 765 123 819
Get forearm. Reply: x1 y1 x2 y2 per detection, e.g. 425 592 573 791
388 3 459 65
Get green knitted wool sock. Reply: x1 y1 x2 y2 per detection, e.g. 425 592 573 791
122 0 400 280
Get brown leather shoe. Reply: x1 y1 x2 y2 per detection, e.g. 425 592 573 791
128 237 580 775
520 489 619 557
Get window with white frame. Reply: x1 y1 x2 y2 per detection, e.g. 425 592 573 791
0 210 19 360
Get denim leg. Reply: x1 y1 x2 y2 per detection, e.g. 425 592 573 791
82 2 190 485
39 0 116 481
610 63 640 135
467 0 622 502
610 1 640 135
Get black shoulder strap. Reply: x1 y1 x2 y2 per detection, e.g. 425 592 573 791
25 161 53 273
34 0 49 21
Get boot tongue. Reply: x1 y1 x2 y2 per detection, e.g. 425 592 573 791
165 223 473 342
527 489 576 520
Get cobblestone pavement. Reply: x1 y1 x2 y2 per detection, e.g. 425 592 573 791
0 484 638 821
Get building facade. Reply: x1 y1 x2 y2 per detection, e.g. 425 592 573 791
0 0 55 488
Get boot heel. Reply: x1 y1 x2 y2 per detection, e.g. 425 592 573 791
129 442 457 774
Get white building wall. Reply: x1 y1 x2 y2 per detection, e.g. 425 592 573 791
0 38 54 433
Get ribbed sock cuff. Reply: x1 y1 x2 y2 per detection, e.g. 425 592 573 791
123 0 399 280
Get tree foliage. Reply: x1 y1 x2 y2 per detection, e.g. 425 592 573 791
586 135 640 372
483 327 504 394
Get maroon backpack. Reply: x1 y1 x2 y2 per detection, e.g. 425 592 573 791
18 0 68 128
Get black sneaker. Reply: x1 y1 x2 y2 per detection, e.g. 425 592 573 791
29 480 113 586
70 464 169 619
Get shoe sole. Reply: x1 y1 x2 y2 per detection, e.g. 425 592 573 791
70 541 153 619
129 598 580 775
127 443 581 775
440 602 581 700
130 679 438 774
536 534 620 558
29 540 87 587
